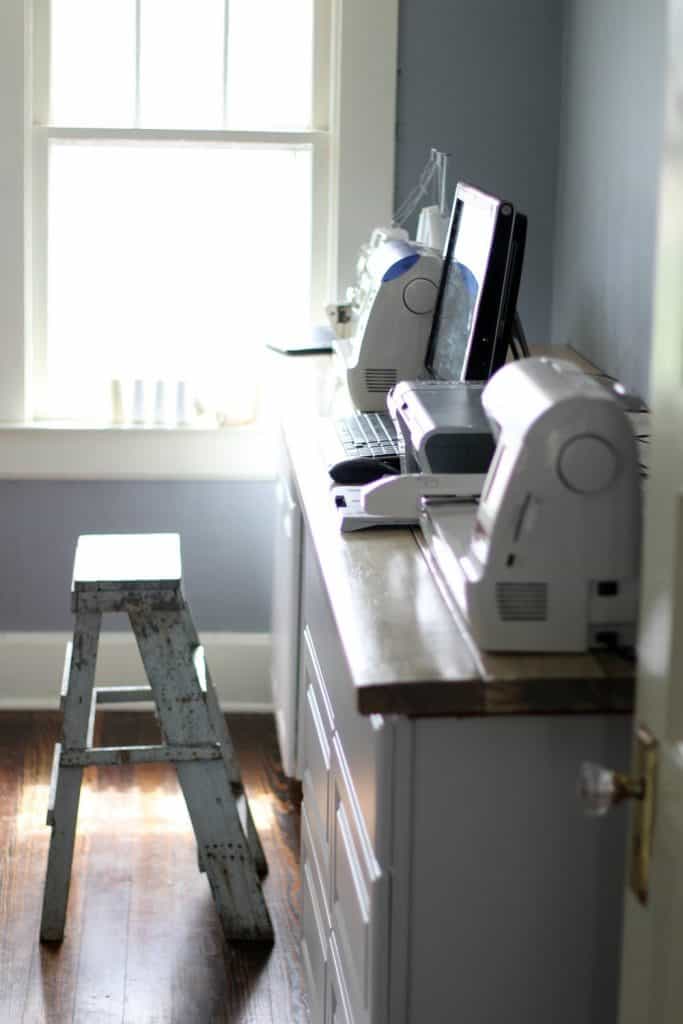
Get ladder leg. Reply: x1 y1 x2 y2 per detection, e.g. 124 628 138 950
178 607 241 781
40 610 101 943
180 606 268 877
202 660 268 877
177 760 274 943
130 604 273 942
40 765 84 942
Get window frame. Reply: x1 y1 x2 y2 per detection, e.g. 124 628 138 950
0 0 397 476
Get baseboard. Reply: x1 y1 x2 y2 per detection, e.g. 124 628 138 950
0 631 273 711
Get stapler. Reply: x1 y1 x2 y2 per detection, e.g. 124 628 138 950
334 472 483 533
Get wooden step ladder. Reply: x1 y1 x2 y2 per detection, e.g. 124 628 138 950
40 533 273 945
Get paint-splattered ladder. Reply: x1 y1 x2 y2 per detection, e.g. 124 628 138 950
40 533 272 945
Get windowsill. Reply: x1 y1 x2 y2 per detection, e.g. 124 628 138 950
0 351 337 481
0 419 278 481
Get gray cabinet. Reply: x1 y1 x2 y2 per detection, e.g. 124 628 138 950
272 412 634 1024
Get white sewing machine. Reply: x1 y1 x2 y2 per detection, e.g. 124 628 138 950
334 239 442 412
420 357 642 652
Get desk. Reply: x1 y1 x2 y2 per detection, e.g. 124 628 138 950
270 353 635 1024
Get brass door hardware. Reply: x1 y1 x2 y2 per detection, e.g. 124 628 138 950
578 726 657 904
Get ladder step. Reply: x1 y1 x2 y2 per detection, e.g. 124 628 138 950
46 743 62 826
60 743 222 767
86 684 97 750
234 790 268 878
59 644 72 711
95 686 154 704
193 645 208 694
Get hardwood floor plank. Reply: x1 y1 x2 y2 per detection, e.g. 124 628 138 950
71 832 133 1023
226 717 306 1023
5 714 89 1024
122 763 219 1024
0 711 307 1024
0 714 38 1022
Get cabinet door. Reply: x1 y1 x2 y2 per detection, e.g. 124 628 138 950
302 803 329 1024
330 737 381 1024
301 534 381 847
327 934 354 1024
270 460 303 778
300 627 333 888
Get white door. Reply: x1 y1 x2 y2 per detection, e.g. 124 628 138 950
618 1 683 1020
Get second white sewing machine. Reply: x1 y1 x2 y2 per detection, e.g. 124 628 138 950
419 357 642 652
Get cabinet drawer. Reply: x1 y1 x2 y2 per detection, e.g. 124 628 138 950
302 541 381 848
303 625 335 738
330 737 380 1022
302 791 332 932
327 933 354 1024
301 639 332 880
302 804 328 1024
333 801 369 1011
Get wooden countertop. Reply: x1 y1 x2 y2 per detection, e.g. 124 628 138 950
280 352 636 718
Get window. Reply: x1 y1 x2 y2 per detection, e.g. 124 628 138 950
0 0 397 461
37 0 317 421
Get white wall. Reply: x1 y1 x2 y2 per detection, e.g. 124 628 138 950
0 631 272 710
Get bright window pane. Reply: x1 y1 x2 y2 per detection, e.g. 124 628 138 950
226 0 313 129
139 0 225 129
47 141 311 420
51 0 136 126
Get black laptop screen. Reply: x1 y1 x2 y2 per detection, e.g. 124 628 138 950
425 184 507 381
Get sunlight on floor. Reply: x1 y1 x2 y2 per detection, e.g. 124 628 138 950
247 793 276 835
16 771 278 841
16 775 194 838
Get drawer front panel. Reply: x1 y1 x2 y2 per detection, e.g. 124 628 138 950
301 676 331 879
302 540 380 848
302 795 332 932
302 806 328 1024
303 624 335 738
330 736 380 1022
333 801 369 1008
327 934 354 1024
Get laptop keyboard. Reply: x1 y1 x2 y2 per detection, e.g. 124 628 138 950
335 411 403 459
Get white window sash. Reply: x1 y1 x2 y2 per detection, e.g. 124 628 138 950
328 0 399 301
30 125 326 420
0 0 397 429
0 0 33 423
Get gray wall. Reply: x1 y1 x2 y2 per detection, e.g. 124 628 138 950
395 0 565 346
0 481 276 632
3 1 569 636
11 2 664 631
551 0 667 399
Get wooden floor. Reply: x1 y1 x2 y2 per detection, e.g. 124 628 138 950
0 711 307 1024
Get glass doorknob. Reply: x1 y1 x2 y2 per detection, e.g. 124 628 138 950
580 730 657 904
578 761 645 817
